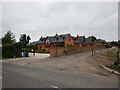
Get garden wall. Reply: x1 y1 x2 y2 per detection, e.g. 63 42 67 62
50 46 104 57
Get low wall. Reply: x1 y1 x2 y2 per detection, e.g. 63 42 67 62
50 46 104 57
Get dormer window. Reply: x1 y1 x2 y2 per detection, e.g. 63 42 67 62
63 36 65 40
60 35 62 37
56 37 59 40
45 39 50 44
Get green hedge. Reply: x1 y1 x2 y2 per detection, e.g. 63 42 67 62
56 43 65 47
2 42 22 58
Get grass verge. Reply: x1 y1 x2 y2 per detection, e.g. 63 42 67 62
109 65 120 71
102 49 118 58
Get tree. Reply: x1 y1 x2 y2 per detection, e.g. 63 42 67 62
1 30 22 58
27 35 31 44
19 34 31 48
110 41 118 46
2 30 16 46
89 36 97 42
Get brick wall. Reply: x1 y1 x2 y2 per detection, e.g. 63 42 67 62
37 44 45 50
50 46 104 57
50 47 65 57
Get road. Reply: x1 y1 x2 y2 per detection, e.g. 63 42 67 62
2 61 118 88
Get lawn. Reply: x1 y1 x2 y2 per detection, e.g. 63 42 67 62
0 57 9 60
109 65 120 69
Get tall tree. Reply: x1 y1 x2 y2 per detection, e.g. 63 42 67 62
27 35 31 44
89 36 97 42
2 30 16 46
19 34 31 48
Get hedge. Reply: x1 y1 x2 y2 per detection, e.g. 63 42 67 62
2 42 22 58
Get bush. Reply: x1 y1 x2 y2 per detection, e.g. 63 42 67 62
27 44 34 52
105 44 112 48
2 44 14 58
2 42 22 58
56 43 65 47
109 65 120 70
67 44 73 47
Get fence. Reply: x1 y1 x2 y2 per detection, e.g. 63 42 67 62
92 47 119 61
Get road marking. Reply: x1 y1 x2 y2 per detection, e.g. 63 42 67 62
51 85 59 88
0 77 2 79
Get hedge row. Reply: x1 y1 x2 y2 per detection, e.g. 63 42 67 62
2 42 22 58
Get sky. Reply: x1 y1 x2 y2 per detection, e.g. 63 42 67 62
1 1 118 42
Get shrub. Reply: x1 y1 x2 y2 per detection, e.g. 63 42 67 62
2 44 14 58
42 49 46 52
56 43 65 47
2 42 22 58
67 44 73 47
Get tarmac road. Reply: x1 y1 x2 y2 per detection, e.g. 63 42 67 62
2 62 118 88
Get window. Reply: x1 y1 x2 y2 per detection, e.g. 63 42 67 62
40 46 42 49
69 37 71 41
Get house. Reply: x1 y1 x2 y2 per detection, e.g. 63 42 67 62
73 35 86 47
30 33 106 52
93 39 106 47
34 33 74 52
85 37 92 47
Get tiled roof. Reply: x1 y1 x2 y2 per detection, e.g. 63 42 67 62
94 39 106 43
30 41 39 45
97 39 106 43
75 36 85 44
30 33 106 45
36 34 70 44
85 38 92 44
36 41 45 44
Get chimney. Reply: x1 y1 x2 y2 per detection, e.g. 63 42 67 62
55 33 58 36
39 36 43 41
76 34 80 40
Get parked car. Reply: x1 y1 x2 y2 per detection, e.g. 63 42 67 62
105 44 112 48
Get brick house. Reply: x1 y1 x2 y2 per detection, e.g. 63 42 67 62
34 33 74 52
93 39 106 47
85 37 93 47
30 33 106 52
73 35 86 47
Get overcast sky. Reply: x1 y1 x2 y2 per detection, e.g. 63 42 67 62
2 2 118 42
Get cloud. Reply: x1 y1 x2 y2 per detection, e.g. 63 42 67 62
2 2 118 42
